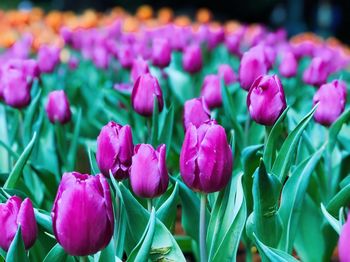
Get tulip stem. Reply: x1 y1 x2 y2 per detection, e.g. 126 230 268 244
199 194 208 262
79 256 87 262
147 199 153 212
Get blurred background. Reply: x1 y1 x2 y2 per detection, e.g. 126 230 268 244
0 0 349 44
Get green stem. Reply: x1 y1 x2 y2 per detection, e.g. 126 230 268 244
325 129 333 201
79 256 87 262
147 199 153 212
199 194 208 262
244 117 250 147
245 245 253 262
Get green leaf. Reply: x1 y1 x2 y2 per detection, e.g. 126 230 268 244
321 204 341 235
165 67 193 103
43 244 69 262
278 145 325 252
208 174 247 261
6 226 28 262
127 208 156 262
150 97 159 147
328 108 350 152
98 238 117 262
24 86 41 144
4 132 37 189
87 147 99 174
156 182 179 230
327 183 350 216
158 105 175 157
34 209 53 234
253 160 282 248
253 233 299 262
272 105 317 183
67 108 82 170
263 107 289 171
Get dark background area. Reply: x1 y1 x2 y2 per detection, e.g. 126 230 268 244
1 0 350 44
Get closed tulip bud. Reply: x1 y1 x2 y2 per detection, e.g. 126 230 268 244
247 75 287 126
152 38 171 68
130 144 169 198
117 44 134 69
239 48 268 91
45 90 72 124
180 121 233 193
92 46 109 69
2 69 31 108
131 57 149 83
183 97 210 131
96 122 134 179
200 74 222 109
218 64 237 85
313 80 346 126
278 52 297 78
131 73 164 116
339 214 350 262
0 196 37 251
182 44 203 74
225 33 241 57
302 57 329 86
52 172 114 256
38 45 60 73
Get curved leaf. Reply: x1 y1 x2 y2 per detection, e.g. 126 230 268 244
6 226 28 262
328 109 350 152
156 182 179 229
43 244 69 262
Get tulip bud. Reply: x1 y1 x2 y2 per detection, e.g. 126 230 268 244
130 144 169 198
225 33 241 57
52 172 114 256
96 121 134 179
92 46 109 69
0 196 37 251
239 47 268 91
152 38 171 68
302 57 329 86
183 97 210 131
131 73 164 116
278 51 298 78
247 75 287 126
182 44 203 74
313 80 346 126
37 45 60 73
200 74 222 109
180 121 233 193
131 57 149 83
117 44 134 69
339 214 350 262
45 90 72 124
218 64 237 85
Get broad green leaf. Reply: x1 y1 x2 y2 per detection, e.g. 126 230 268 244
253 234 299 262
165 67 193 103
98 238 117 262
6 226 28 262
156 182 179 230
87 147 99 174
327 183 350 216
272 106 317 183
321 204 341 235
127 209 156 261
34 209 53 234
43 244 69 262
67 108 82 170
150 97 159 147
158 105 175 157
278 145 325 252
328 108 350 152
23 86 41 144
253 160 282 248
263 107 289 170
4 132 37 189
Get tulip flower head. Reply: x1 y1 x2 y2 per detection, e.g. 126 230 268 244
131 57 150 83
0 196 37 251
183 97 211 131
37 45 60 73
302 57 329 86
200 74 222 109
278 51 298 78
339 214 350 262
218 64 237 85
45 90 72 124
182 44 203 74
152 38 171 68
52 172 114 256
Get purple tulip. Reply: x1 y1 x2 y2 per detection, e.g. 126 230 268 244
278 51 298 78
313 80 347 126
96 121 134 179
131 73 164 116
239 47 268 91
302 57 329 86
218 64 237 85
37 45 60 73
247 75 287 126
68 56 79 70
92 46 109 69
200 74 222 109
152 38 172 68
180 120 233 193
131 57 149 83
117 44 134 69
182 44 203 74
339 214 350 262
130 144 169 198
183 97 211 131
225 33 241 57
45 90 72 124
52 172 114 256
207 26 225 50
60 27 73 45
0 196 37 251
5 59 40 81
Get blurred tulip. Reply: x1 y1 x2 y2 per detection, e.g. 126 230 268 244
52 172 114 256
278 51 297 78
117 44 134 69
45 90 72 124
182 44 203 74
131 57 149 83
37 45 60 73
131 73 164 116
247 74 287 126
225 33 241 57
68 56 79 70
302 57 329 86
339 214 350 262
96 121 134 179
92 46 109 69
183 97 210 130
313 80 346 126
0 196 37 251
180 120 233 193
218 64 236 85
200 74 222 108
130 144 169 198
152 38 171 68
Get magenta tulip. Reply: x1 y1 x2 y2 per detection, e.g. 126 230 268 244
302 57 329 86
218 64 237 85
339 214 350 262
200 74 222 109
183 97 211 131
152 38 171 68
45 90 72 124
37 45 60 73
131 57 149 83
182 44 203 74
278 51 298 78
